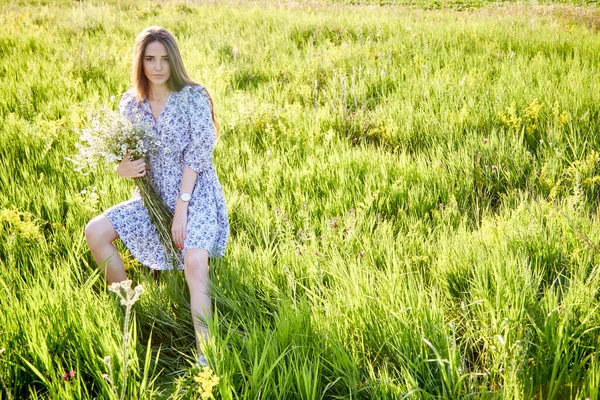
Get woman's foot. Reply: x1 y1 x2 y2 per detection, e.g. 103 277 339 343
197 354 209 367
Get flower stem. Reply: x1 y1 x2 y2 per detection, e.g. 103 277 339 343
120 304 131 400
134 174 181 269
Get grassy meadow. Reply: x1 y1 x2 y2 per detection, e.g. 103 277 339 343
1 0 600 398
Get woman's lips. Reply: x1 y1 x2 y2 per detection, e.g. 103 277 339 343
153 74 164 78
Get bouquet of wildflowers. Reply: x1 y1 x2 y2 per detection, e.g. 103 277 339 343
69 105 181 268
69 105 152 173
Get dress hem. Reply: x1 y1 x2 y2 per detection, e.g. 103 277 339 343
102 210 225 271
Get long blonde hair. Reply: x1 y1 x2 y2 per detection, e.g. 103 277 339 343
131 26 220 137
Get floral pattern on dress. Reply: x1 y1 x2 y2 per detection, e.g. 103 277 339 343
102 84 230 270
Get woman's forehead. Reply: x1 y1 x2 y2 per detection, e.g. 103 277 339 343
144 41 168 56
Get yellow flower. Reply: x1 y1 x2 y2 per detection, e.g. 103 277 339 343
193 367 220 400
0 208 43 242
523 99 543 120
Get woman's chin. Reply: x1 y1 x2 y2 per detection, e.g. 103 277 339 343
147 76 169 85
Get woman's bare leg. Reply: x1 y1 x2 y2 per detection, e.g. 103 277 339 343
85 215 127 283
184 248 211 355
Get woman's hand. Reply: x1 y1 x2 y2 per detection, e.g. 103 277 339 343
172 205 188 251
116 153 146 178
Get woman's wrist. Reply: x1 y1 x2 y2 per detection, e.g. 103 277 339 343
175 200 189 212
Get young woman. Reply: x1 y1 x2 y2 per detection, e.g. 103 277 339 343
84 26 229 367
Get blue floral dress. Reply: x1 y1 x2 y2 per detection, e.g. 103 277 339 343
102 84 229 270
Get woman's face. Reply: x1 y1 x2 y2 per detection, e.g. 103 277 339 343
143 40 171 87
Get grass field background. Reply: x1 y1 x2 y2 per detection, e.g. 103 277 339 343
1 0 600 398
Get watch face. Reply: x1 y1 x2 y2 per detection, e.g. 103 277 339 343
181 193 191 201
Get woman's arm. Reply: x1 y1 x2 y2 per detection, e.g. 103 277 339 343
172 166 198 249
172 85 215 249
177 166 198 210
182 86 216 174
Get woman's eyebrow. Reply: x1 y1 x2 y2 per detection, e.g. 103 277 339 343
144 55 169 58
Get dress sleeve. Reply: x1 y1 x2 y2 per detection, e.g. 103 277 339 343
118 89 136 122
183 85 216 174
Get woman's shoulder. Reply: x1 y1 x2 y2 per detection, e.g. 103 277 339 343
180 84 210 108
118 88 140 116
121 87 136 98
181 84 207 96
119 88 139 106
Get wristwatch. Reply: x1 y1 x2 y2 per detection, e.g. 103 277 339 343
179 192 191 202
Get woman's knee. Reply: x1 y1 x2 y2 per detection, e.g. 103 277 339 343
184 249 209 283
85 215 118 249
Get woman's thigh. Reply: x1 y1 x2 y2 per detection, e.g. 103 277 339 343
184 248 210 281
85 215 119 245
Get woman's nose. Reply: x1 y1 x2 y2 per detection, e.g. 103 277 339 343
155 60 163 71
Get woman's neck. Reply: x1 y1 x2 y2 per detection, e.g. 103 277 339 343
148 84 171 101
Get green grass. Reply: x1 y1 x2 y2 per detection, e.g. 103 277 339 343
1 0 600 398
